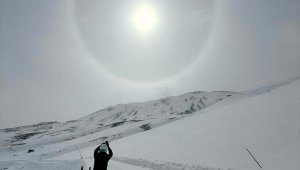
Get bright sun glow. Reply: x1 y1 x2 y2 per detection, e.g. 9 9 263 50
131 3 158 35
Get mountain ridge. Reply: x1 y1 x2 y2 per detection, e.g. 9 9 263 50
1 78 298 163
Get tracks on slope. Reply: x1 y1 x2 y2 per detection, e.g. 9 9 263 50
112 156 234 170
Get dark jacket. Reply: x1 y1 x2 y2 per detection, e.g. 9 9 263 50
93 145 113 170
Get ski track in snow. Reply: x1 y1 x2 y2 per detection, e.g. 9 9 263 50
112 157 234 170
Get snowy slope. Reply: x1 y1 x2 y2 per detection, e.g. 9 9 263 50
44 79 299 170
0 159 154 170
109 80 300 170
0 160 84 170
0 79 299 170
0 91 241 160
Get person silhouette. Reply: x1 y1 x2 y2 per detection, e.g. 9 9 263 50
93 141 113 170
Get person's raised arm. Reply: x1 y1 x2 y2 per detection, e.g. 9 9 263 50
106 141 113 159
94 146 100 157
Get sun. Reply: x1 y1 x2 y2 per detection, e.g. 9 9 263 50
131 3 159 35
74 0 214 82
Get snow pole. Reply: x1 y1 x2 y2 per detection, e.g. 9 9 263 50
246 148 263 169
75 145 83 160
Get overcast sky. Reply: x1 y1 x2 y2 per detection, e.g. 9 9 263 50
1 0 299 129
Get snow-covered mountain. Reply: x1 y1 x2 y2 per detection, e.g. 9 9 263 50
110 79 300 170
0 91 241 159
0 79 299 170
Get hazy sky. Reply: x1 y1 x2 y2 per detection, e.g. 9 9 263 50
1 0 300 129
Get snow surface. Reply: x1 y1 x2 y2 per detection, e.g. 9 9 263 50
110 79 300 170
0 91 238 151
0 159 153 170
0 91 241 162
0 79 299 170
